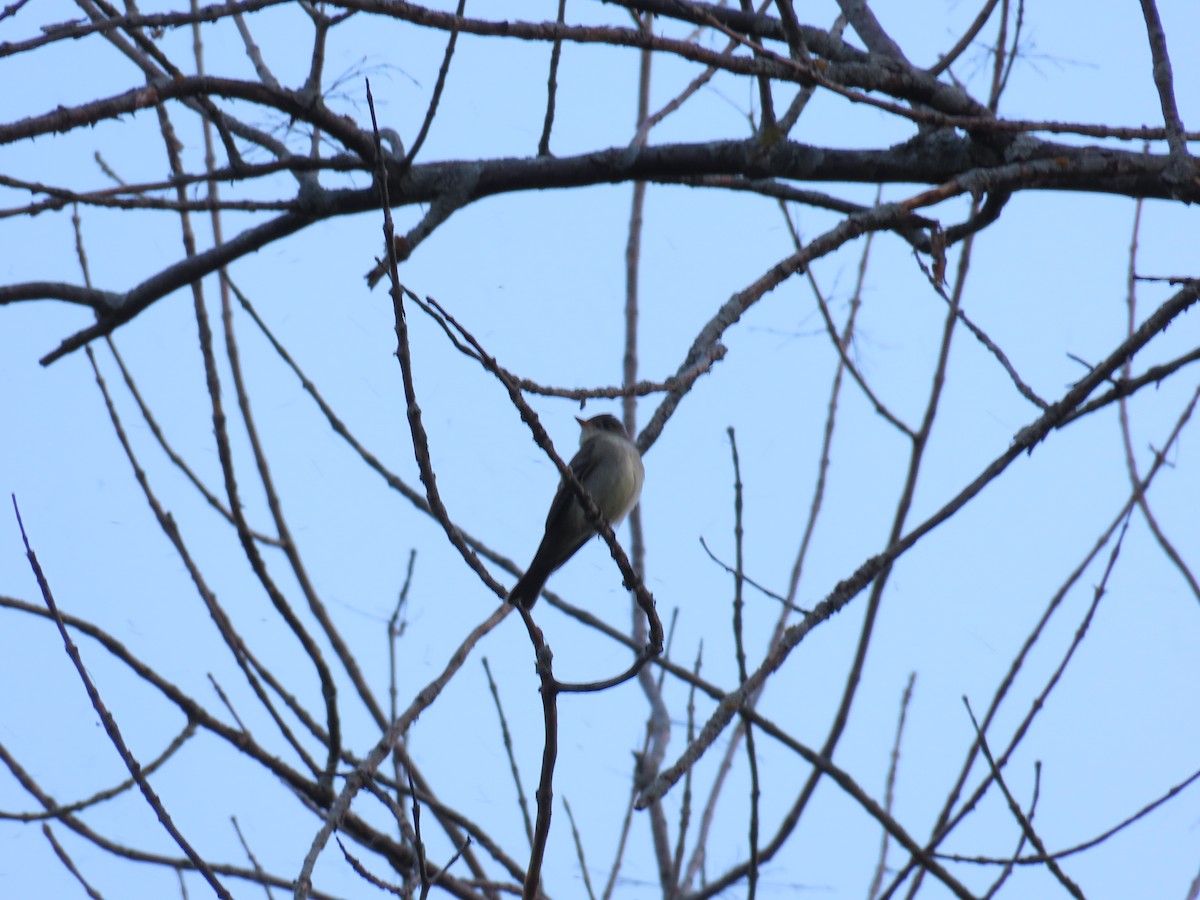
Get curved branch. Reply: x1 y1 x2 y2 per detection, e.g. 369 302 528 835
7 135 1188 366
1 75 374 157
639 278 1200 808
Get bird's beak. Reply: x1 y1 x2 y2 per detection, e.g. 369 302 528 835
575 416 588 428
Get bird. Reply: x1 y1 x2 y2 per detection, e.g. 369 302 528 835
508 414 645 609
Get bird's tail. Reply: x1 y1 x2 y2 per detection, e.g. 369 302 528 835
507 564 550 610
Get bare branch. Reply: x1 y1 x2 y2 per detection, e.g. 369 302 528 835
11 498 234 900
1136 0 1194 191
963 699 1084 898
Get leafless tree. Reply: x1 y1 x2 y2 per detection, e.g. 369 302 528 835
3 2 1198 899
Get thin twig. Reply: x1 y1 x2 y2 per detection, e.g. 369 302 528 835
414 291 663 656
42 825 106 900
1136 0 1193 190
643 279 1200 810
366 83 509 601
926 0 1002 76
86 348 325 781
981 762 1035 899
482 658 534 845
1 722 196 822
230 816 275 900
726 427 760 900
963 699 1084 898
698 536 806 612
562 798 597 900
398 0 465 175
884 507 1144 899
515 606 559 900
537 0 567 155
867 673 916 899
294 604 507 899
781 206 916 437
938 763 1200 866
336 836 405 896
11 497 233 900
1118 195 1200 603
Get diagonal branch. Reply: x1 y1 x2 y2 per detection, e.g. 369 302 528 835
639 278 1200 810
11 498 234 900
1136 0 1194 191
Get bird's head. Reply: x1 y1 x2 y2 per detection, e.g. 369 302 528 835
576 414 629 443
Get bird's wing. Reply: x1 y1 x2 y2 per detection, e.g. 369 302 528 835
542 441 602 529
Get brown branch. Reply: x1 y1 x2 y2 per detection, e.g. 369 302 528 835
336 836 406 896
884 435 1186 897
85 348 326 781
11 134 1192 366
42 825 105 900
733 187 965 889
11 498 234 900
669 645 702 893
1063 343 1200 426
867 673 916 900
963 700 1084 898
78 0 245 166
726 427 760 900
229 816 274 900
1118 181 1200 605
681 197 873 895
482 658 534 845
294 605 507 899
743 0 777 134
338 0 985 117
3 73 371 155
0 723 197 822
836 0 908 62
640 1 768 136
0 598 415 886
704 700 977 899
641 277 1200 810
366 85 508 599
926 0 1002 76
412 291 663 655
562 798 597 900
537 0 568 156
938 764 1200 869
398 0 465 176
101 337 281 542
1137 0 1194 191
158 85 343 797
981 758 1035 898
698 536 804 612
515 608 559 900
913 253 1047 410
782 207 917 436
0 163 347 220
638 193 938 455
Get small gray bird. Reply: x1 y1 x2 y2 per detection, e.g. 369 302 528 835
508 414 644 609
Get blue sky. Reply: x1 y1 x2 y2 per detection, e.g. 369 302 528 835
2 2 1199 898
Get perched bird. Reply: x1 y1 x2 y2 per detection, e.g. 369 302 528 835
508 414 644 609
